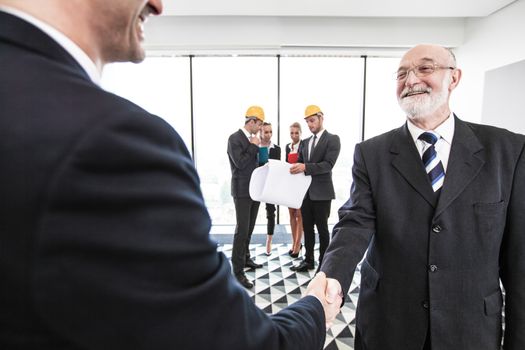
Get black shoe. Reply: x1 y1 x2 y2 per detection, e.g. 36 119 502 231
290 261 314 272
289 244 303 258
235 273 254 288
245 259 263 269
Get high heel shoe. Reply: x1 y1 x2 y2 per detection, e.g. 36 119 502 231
289 244 302 258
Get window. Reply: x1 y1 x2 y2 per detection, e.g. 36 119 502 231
100 54 405 227
280 57 364 224
101 56 192 149
192 57 278 225
364 57 405 140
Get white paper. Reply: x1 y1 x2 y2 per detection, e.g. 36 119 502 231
249 159 312 209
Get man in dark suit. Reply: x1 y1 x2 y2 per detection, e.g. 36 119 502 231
0 1 342 348
227 106 266 288
259 122 282 255
290 105 341 272
321 44 525 350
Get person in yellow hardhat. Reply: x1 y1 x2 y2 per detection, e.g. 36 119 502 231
290 105 341 272
226 106 265 288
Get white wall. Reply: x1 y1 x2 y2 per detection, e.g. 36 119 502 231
144 16 464 55
481 59 525 132
453 0 525 129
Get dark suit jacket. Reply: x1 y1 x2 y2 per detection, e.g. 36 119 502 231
227 129 260 198
321 116 525 350
0 12 325 349
269 144 281 161
298 131 341 200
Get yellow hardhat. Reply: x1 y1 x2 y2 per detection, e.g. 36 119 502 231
304 105 323 118
245 106 265 122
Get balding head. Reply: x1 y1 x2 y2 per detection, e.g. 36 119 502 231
400 44 457 69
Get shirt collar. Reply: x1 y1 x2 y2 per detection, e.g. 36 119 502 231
407 113 455 146
313 129 325 139
0 6 101 85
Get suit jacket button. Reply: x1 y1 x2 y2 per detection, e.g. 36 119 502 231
432 225 442 233
422 301 429 309
429 264 438 272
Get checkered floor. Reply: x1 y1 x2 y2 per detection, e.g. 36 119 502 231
219 243 361 350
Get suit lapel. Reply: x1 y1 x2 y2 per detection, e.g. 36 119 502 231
390 124 438 208
435 116 485 217
305 135 313 161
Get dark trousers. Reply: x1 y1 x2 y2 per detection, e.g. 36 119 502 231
301 195 331 266
232 197 260 275
265 203 276 235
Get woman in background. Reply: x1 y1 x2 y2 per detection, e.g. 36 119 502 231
285 122 304 258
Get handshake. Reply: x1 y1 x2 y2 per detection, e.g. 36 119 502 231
305 272 343 329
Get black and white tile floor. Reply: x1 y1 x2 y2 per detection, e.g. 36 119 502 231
219 243 361 350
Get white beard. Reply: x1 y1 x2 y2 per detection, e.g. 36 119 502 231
398 73 451 119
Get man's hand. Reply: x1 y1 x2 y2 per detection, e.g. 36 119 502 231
305 272 343 329
249 135 260 145
289 163 306 174
324 278 343 327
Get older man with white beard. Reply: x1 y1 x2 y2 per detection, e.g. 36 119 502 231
318 44 525 350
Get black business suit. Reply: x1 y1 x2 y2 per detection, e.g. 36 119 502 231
321 116 525 350
0 11 326 349
227 129 261 274
298 131 341 267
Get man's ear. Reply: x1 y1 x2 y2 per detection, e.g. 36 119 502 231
449 68 462 91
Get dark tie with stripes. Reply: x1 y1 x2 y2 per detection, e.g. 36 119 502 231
309 135 317 161
418 132 445 192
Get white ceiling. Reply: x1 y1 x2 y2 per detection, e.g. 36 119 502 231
161 0 517 17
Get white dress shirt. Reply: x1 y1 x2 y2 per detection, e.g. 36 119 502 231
407 113 455 172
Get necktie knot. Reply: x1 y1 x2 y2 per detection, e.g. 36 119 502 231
418 132 438 145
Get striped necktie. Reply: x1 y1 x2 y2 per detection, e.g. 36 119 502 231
418 132 445 192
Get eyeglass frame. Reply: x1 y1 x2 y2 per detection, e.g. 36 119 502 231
395 63 456 81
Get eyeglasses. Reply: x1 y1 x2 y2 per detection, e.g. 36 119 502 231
396 63 455 81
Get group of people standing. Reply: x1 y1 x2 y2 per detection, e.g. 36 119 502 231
227 104 341 288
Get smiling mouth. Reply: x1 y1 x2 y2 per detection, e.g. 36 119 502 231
137 13 148 39
402 88 431 98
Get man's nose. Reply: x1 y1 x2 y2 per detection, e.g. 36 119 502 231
148 0 164 15
404 69 421 86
